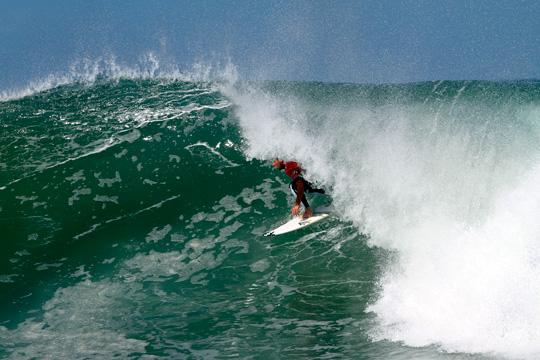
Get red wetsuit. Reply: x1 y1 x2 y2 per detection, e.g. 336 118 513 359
284 161 303 180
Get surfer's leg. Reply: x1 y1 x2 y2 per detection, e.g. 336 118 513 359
304 179 325 194
300 195 310 208
289 183 297 198
289 180 310 209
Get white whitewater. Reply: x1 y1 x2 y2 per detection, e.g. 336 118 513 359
224 80 540 358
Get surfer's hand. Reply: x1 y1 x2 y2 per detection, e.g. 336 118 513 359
291 204 301 216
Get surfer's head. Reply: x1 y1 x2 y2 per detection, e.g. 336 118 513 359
273 158 285 170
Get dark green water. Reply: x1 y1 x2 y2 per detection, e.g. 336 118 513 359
1 78 539 359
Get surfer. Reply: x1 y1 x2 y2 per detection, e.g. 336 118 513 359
273 159 325 219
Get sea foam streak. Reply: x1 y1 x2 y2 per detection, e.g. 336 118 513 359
223 80 540 357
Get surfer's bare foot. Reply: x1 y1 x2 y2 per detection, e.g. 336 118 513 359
302 208 313 219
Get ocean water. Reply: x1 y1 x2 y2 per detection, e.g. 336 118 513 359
1 68 540 359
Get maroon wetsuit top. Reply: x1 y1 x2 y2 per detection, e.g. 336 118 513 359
284 161 302 180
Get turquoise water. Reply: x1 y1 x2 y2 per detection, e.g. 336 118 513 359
1 75 540 359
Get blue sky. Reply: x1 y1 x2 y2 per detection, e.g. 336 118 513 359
1 0 539 87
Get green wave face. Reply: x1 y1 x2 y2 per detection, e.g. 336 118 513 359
1 78 540 359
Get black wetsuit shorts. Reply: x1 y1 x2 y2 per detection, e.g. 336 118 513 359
289 177 325 208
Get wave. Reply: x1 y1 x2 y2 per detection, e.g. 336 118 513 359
2 73 540 358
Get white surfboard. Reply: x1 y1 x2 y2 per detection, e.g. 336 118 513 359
263 213 330 237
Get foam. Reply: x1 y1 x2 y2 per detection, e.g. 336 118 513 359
93 195 119 204
185 142 239 168
250 259 271 273
122 245 229 284
370 164 540 356
224 81 540 357
94 171 122 188
70 193 182 240
145 224 172 243
0 280 148 359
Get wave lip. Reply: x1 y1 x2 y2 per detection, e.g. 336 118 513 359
0 54 238 101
